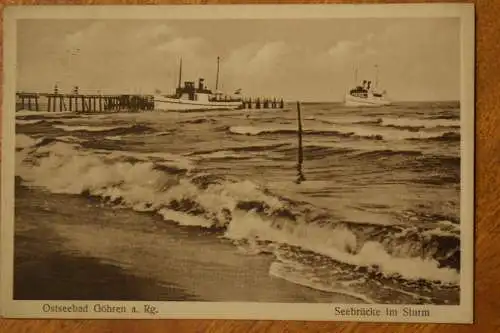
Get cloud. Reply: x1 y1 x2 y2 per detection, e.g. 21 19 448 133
248 41 289 69
64 22 107 49
225 41 290 77
135 23 175 41
216 41 293 96
327 40 362 57
157 37 207 55
325 32 382 68
63 22 179 57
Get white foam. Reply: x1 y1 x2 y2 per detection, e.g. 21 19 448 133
191 150 247 160
16 119 44 125
158 209 214 228
53 124 127 132
316 115 459 129
106 135 125 141
224 210 460 284
17 140 277 226
17 141 185 199
228 124 455 141
315 115 376 125
229 126 284 135
422 220 460 238
269 260 374 304
331 123 455 140
96 149 195 171
380 117 459 129
57 136 87 144
16 110 70 116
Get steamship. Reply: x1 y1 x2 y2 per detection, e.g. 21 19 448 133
153 57 243 111
344 66 391 107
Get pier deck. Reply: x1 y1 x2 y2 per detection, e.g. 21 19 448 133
16 92 155 113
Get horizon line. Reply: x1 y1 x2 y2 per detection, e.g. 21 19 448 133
285 99 460 103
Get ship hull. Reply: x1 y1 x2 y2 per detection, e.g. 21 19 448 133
344 94 391 107
153 96 242 111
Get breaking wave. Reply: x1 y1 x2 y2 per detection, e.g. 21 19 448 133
228 125 459 142
407 131 461 142
16 119 44 125
53 124 154 135
16 134 460 286
53 125 126 132
356 117 460 130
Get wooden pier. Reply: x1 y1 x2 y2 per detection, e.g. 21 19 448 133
17 93 39 111
16 85 284 113
241 97 284 110
16 86 155 113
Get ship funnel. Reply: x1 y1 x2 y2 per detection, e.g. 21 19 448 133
198 78 205 91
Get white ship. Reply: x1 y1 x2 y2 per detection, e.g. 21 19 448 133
154 57 243 111
344 65 391 107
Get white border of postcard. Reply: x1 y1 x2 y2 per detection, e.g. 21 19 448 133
1 3 475 323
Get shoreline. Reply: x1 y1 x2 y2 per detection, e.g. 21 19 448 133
14 181 365 303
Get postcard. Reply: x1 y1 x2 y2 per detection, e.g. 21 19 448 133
1 3 474 323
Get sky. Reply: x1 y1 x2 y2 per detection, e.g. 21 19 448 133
17 18 460 102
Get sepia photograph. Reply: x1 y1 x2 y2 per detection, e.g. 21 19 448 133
1 4 474 322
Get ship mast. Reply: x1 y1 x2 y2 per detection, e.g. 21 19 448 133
374 64 379 90
177 58 183 89
215 56 220 92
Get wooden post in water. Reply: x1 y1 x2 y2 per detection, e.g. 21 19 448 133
295 101 306 184
215 56 220 92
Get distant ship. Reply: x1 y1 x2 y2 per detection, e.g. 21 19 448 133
154 57 243 111
344 65 391 107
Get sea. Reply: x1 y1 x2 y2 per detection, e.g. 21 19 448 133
14 101 462 305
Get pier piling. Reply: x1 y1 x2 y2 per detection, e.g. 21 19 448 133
16 90 155 114
16 93 40 111
241 96 284 110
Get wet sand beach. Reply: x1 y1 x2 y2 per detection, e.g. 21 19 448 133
14 179 364 303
